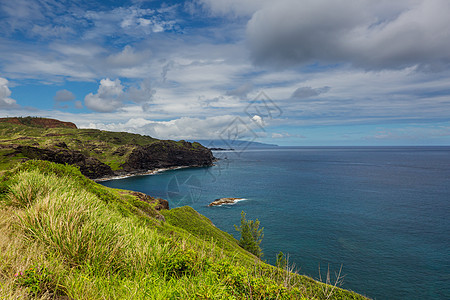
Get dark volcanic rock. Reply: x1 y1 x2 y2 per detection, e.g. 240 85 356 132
55 142 68 148
122 140 214 172
131 191 169 211
14 146 113 179
208 197 244 206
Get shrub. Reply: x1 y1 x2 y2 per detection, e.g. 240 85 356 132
14 266 55 297
161 247 199 278
234 211 264 258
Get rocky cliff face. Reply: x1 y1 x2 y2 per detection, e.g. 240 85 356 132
14 146 114 179
122 140 214 172
1 117 214 179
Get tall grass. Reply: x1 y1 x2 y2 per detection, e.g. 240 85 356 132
0 161 369 299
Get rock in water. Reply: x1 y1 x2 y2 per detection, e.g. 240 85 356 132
208 197 243 206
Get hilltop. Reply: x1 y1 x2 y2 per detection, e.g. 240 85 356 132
0 116 77 129
0 117 214 179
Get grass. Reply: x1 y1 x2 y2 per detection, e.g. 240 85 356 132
0 160 369 299
0 121 160 172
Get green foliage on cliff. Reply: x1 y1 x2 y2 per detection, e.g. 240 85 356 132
0 119 154 173
235 210 264 258
0 118 213 178
0 160 369 299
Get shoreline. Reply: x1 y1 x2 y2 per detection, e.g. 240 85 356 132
94 166 191 182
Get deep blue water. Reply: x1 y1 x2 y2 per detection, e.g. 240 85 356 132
101 147 450 299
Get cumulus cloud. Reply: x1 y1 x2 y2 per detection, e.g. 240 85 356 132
291 86 330 99
54 89 75 102
84 78 125 112
247 0 450 70
251 114 264 127
83 5 178 40
86 114 269 141
88 115 243 140
0 77 18 109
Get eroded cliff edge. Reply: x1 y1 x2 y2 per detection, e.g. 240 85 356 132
0 117 214 179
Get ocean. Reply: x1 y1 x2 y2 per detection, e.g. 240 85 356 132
100 146 450 299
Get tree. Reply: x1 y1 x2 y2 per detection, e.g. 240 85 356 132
234 211 264 258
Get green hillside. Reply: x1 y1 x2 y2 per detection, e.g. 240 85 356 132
0 117 213 179
0 160 368 299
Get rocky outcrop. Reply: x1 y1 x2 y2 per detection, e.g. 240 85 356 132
122 140 214 172
13 146 114 179
131 191 169 211
1 117 214 180
208 198 245 206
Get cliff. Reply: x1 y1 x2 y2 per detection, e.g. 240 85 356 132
0 117 214 179
122 140 214 172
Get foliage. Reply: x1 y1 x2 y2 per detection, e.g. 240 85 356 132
161 206 254 259
277 251 288 269
0 161 369 299
235 210 264 258
161 247 201 278
14 266 57 297
0 120 159 172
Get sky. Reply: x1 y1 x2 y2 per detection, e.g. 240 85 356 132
1 0 450 146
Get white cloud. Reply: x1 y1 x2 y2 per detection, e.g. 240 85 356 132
251 114 264 127
31 24 75 38
0 77 18 109
87 115 242 140
246 0 450 70
271 132 305 139
84 78 125 112
107 45 151 68
83 6 177 40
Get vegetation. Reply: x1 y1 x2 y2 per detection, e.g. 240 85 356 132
235 211 264 258
0 160 368 299
0 117 209 175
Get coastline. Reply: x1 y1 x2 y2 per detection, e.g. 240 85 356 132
94 166 191 182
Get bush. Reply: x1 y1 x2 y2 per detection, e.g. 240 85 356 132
161 247 199 278
14 266 55 297
234 211 264 258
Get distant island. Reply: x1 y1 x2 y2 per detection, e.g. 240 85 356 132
192 139 279 149
209 147 235 151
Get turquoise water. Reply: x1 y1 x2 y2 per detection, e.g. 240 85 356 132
101 147 450 299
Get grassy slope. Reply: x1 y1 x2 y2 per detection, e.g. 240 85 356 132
0 160 368 299
0 120 196 172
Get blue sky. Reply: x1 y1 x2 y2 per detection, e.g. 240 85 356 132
1 0 450 146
